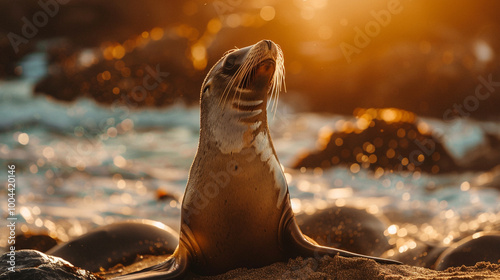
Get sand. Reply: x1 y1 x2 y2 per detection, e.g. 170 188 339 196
5 250 499 279
192 256 500 280
103 255 500 280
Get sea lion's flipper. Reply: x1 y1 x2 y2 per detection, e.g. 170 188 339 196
280 204 401 265
114 246 190 280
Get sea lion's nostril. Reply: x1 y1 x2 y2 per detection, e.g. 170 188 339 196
264 40 272 50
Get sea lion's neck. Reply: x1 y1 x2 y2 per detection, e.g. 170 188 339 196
197 94 287 209
201 92 269 155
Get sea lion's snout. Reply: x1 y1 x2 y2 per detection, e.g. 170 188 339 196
257 39 275 52
236 40 279 92
264 39 272 50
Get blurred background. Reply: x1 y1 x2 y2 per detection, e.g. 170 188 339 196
1 0 499 117
1 0 500 270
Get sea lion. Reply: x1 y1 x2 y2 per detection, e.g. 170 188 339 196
116 40 399 279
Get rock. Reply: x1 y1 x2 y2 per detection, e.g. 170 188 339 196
46 220 178 272
0 250 101 280
292 108 458 174
296 206 392 257
35 33 203 107
435 231 500 270
13 234 58 253
390 240 447 269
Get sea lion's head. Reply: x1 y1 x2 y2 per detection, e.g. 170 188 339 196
199 40 285 154
201 40 285 110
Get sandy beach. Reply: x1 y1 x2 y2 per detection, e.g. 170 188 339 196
4 249 500 279
100 254 500 280
194 256 500 280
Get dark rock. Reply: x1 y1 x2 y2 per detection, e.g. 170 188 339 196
0 250 101 280
435 231 500 270
292 108 458 174
46 220 178 272
296 206 391 257
34 33 204 107
391 241 447 269
0 1 210 79
14 234 58 253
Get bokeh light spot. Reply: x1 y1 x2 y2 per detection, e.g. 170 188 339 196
335 137 343 146
388 224 398 235
18 133 29 145
260 6 276 21
350 163 360 173
386 148 395 159
102 71 111 80
113 156 127 168
207 18 222 34
417 154 425 162
43 147 55 159
112 45 125 59
474 40 494 62
191 43 207 70
460 181 470 191
29 164 38 174
226 13 241 28
150 27 165 41
191 44 206 61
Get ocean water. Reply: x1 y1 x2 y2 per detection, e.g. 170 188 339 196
1 75 500 259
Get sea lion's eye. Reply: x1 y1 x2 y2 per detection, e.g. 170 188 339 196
203 85 210 94
224 55 236 70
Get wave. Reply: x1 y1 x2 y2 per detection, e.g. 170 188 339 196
0 79 200 134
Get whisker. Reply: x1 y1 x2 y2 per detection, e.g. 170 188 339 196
219 42 286 115
270 44 286 118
